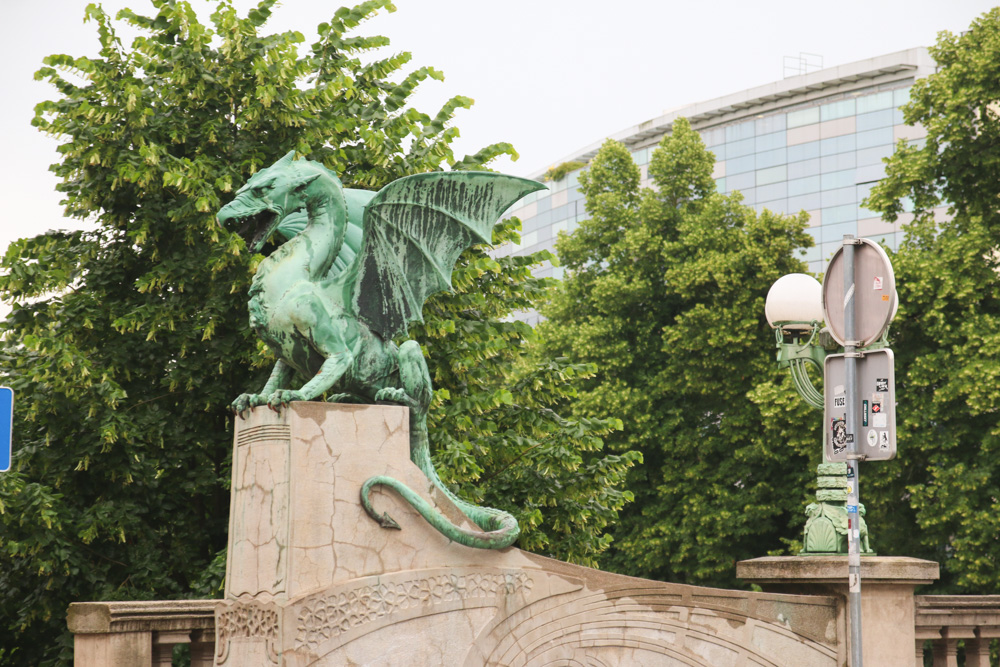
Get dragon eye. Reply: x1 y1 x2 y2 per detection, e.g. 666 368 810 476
252 186 269 198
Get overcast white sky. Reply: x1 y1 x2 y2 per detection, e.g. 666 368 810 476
1 0 996 258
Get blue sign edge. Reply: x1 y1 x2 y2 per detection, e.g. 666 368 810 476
0 386 11 473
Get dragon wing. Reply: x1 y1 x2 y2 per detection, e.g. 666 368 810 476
349 171 545 340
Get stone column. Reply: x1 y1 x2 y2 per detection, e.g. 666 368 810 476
737 556 939 666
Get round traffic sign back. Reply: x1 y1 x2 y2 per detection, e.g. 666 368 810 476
822 238 896 348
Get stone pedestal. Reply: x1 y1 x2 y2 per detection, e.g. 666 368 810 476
223 401 523 599
738 556 939 666
219 402 540 665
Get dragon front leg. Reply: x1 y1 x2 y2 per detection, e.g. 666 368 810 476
374 341 432 415
232 360 294 418
267 351 353 412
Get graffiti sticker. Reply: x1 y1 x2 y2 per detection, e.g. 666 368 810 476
831 417 848 455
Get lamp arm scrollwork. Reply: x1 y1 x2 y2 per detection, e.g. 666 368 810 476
773 322 827 410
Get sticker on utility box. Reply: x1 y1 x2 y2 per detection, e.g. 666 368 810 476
824 350 896 462
831 417 848 456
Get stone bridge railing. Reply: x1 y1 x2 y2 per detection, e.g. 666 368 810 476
69 592 1000 666
915 595 1000 667
67 600 216 666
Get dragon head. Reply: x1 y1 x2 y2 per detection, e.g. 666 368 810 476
217 151 327 252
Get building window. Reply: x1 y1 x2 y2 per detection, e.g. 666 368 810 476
788 107 820 128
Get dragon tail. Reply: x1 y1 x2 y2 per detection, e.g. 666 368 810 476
360 412 520 550
361 474 520 549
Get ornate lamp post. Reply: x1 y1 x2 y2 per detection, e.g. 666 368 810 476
764 273 875 556
765 244 899 667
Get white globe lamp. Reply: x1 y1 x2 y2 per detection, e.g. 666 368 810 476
765 273 824 331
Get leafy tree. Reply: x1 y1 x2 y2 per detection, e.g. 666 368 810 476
543 160 587 182
418 219 637 566
865 9 1000 591
538 119 818 586
0 1 631 663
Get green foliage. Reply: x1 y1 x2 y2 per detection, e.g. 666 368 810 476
543 160 587 182
415 219 638 566
868 9 1000 237
864 9 1000 592
538 118 818 586
0 2 625 663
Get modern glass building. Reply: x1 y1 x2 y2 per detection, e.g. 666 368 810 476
499 48 943 288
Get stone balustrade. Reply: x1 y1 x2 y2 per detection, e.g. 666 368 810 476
67 591 1000 666
915 595 1000 667
67 599 216 666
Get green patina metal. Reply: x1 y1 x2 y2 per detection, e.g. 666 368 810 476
773 324 828 410
774 323 883 555
218 151 544 549
802 463 874 555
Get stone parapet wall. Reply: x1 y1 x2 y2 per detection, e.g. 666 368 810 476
69 403 1000 665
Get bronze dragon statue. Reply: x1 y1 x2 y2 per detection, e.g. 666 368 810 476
217 151 544 549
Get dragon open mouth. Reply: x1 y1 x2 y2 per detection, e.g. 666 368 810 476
226 209 281 254
244 210 280 253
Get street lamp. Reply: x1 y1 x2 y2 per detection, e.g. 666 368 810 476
765 273 829 409
765 272 896 411
767 240 899 667
764 272 877 556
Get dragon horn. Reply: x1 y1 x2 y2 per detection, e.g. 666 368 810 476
292 173 321 190
277 150 296 166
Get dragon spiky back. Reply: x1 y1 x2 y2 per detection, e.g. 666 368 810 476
276 187 374 280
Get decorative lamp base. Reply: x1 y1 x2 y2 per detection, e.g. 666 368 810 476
801 463 875 555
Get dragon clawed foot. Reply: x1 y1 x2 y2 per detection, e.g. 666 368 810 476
232 393 268 419
375 387 417 408
326 392 365 404
267 389 306 412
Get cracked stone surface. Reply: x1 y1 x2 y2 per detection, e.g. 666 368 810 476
225 403 536 603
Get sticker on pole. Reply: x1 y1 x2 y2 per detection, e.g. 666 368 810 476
824 349 896 461
0 387 11 472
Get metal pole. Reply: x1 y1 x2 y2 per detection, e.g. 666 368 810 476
843 234 863 666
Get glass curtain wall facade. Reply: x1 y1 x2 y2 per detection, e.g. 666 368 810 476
707 87 919 270
499 48 940 287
